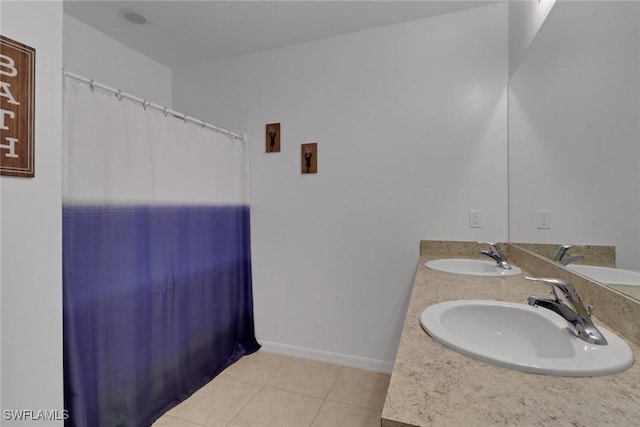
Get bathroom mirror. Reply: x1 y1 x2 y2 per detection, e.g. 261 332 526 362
508 1 640 302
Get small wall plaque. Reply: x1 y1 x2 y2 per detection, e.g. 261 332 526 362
266 123 280 153
301 143 317 174
0 35 35 178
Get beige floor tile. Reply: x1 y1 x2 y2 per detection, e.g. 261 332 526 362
217 351 289 385
167 378 260 424
266 357 342 399
152 414 211 427
155 355 389 427
326 367 390 411
227 387 323 427
310 400 381 427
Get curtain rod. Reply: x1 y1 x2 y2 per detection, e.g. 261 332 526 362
62 69 245 142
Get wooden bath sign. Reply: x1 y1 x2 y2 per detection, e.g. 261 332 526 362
0 35 35 178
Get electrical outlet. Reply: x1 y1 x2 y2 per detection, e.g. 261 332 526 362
536 210 551 229
469 210 482 228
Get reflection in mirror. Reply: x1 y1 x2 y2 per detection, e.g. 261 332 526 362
508 1 640 302
566 264 640 300
513 243 615 268
514 242 640 301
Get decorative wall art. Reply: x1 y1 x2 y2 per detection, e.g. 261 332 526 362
0 35 35 178
265 122 280 153
301 143 317 174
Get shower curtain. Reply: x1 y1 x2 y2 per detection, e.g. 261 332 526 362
62 78 260 427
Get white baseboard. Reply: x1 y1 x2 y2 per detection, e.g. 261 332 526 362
257 340 394 374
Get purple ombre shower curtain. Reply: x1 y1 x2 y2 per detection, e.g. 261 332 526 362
62 77 260 427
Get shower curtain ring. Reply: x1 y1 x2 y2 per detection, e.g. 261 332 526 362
89 80 95 91
116 90 123 101
163 107 168 117
142 100 150 110
183 114 188 123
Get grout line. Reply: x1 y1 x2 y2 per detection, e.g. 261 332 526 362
307 398 326 427
322 365 344 400
309 366 344 427
324 396 385 414
258 384 328 402
230 385 327 427
264 356 291 388
225 381 266 426
158 414 208 427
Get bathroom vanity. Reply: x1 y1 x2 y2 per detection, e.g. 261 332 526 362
381 241 640 427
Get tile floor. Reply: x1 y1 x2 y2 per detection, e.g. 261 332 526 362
152 351 391 427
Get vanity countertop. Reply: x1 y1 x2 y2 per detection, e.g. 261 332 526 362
381 253 640 427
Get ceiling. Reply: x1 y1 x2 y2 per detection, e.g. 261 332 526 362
64 1 498 69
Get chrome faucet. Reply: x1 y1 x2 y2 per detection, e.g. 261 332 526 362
479 242 512 270
551 244 584 266
524 276 607 345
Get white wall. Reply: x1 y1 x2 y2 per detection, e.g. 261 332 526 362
63 14 173 107
173 3 508 370
509 1 640 269
1 1 64 425
508 0 557 77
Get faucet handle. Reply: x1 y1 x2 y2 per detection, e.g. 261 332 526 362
524 277 581 304
479 242 513 270
524 276 593 320
524 276 572 286
479 242 504 256
552 244 573 260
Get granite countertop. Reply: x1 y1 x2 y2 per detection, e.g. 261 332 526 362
381 253 640 427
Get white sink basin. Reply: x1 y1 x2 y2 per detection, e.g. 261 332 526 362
567 264 640 286
425 259 522 277
420 300 634 377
